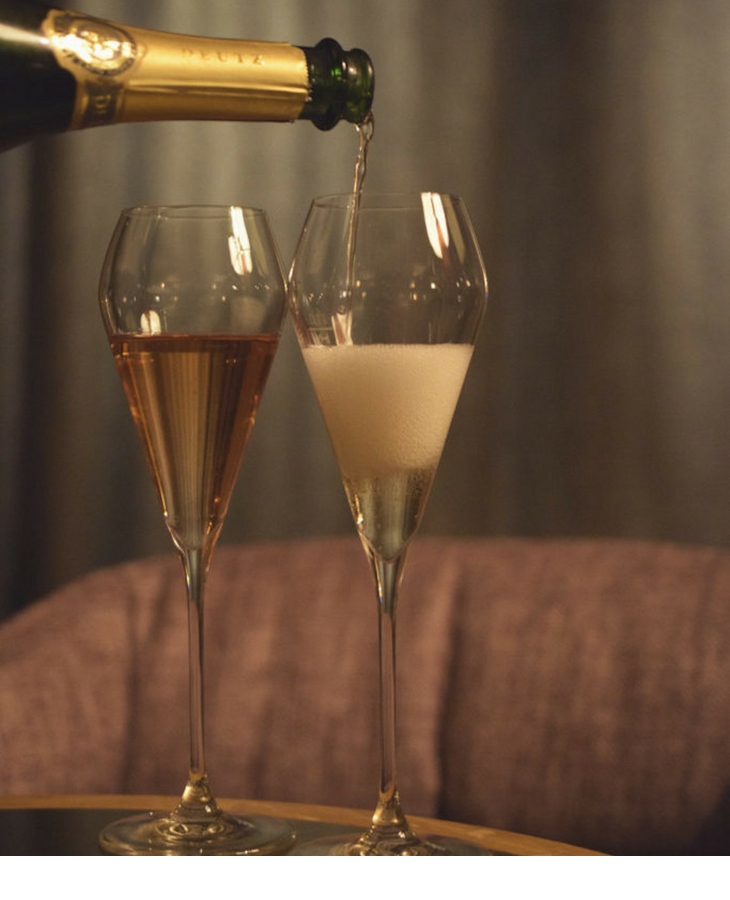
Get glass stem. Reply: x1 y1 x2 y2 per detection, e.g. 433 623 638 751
175 543 220 822
368 550 413 837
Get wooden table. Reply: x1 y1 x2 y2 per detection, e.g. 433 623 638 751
0 795 602 855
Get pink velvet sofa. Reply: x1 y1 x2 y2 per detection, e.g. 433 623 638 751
1 536 729 855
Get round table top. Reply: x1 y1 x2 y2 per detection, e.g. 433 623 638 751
0 794 603 855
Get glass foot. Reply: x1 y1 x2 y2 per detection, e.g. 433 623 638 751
290 830 494 856
99 809 296 856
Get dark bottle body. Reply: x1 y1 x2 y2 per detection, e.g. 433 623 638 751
0 0 375 150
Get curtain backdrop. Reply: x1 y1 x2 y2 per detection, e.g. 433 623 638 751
2 0 729 618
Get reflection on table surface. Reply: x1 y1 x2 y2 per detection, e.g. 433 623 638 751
0 795 603 856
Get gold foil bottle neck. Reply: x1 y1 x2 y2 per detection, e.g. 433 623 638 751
42 8 310 130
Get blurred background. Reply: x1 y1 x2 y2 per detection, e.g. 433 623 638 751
1 0 729 620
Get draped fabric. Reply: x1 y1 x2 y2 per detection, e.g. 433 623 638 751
1 0 729 618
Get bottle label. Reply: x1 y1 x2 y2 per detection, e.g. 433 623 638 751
43 10 136 128
42 8 310 130
47 13 137 76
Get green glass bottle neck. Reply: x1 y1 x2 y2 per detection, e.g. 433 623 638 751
300 38 375 130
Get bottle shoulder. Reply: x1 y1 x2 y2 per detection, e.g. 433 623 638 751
0 0 76 149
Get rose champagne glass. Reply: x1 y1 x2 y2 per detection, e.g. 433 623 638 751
98 205 294 855
288 192 488 854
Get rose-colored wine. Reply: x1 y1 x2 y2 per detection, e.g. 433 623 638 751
110 332 278 550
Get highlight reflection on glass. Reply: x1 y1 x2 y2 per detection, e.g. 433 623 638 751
229 206 253 275
421 191 449 259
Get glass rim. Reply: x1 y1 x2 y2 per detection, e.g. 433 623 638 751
118 204 268 219
310 191 466 210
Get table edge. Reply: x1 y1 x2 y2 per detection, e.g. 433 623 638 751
0 794 604 856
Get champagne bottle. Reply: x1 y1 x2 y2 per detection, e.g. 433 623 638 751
0 0 375 151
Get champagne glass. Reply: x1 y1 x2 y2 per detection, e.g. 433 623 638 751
97 206 294 855
288 192 488 855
